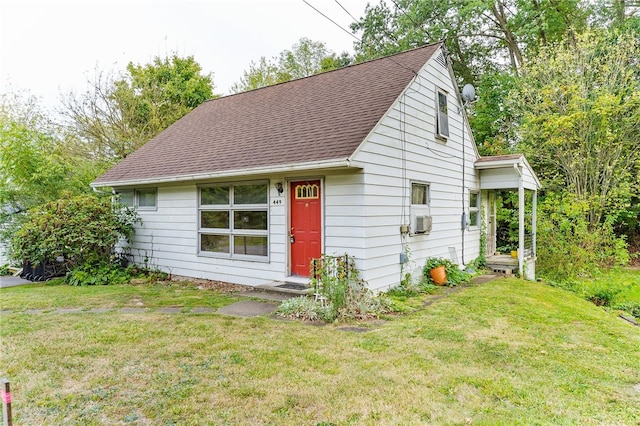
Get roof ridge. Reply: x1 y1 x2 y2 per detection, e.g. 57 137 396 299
205 41 444 103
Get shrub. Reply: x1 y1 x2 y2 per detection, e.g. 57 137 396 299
9 194 139 272
0 263 9 276
615 302 640 319
536 194 629 281
66 263 134 286
276 297 333 322
584 285 621 307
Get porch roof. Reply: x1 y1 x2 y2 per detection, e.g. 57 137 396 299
475 154 541 191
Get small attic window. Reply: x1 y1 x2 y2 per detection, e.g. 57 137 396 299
436 90 449 139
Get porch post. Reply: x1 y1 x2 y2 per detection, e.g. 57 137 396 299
518 180 525 277
532 190 537 258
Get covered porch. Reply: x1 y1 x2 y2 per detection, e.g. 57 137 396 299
475 154 541 280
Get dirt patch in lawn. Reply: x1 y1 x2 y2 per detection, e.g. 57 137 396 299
171 276 253 293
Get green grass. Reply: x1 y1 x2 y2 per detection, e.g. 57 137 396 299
0 279 240 311
1 278 639 424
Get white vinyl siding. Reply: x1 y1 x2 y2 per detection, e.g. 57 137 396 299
351 47 481 291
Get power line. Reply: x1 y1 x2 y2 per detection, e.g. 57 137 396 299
334 0 358 23
302 0 421 76
302 0 359 41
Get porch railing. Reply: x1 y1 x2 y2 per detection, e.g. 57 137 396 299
523 233 535 258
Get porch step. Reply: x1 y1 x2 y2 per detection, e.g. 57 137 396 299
255 281 313 297
490 266 513 275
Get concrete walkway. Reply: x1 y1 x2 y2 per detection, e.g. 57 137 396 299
0 275 33 288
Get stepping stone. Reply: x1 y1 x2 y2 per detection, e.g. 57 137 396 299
89 308 112 314
23 309 44 314
157 307 182 314
190 307 215 314
119 308 147 314
0 310 12 315
54 308 83 314
217 300 279 317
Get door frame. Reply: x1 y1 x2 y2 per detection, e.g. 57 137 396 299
287 177 324 278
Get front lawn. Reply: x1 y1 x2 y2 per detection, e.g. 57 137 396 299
1 278 639 424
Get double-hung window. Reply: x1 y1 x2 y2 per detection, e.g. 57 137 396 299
199 182 269 258
436 89 449 139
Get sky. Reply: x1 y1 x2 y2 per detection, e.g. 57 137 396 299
0 0 372 112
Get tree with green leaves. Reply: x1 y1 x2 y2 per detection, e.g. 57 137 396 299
0 92 96 213
60 54 214 162
231 38 353 93
513 29 640 228
352 0 590 74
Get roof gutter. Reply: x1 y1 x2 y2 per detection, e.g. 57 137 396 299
91 158 362 188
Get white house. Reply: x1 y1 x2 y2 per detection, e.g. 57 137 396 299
92 42 540 292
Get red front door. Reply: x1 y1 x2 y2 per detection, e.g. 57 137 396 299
290 180 322 277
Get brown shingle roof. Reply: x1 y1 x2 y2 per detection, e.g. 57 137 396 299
93 42 442 186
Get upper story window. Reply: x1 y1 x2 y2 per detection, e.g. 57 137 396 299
436 90 449 139
198 182 269 259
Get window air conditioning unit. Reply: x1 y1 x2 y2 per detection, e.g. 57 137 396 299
415 215 433 234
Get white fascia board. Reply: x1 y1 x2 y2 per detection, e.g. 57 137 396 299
474 158 523 170
91 158 363 189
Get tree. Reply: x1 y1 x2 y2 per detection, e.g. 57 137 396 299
0 92 95 213
513 29 640 228
352 0 590 76
231 38 353 93
60 54 214 162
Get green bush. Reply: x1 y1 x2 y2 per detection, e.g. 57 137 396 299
615 302 640 319
0 263 9 276
66 263 134 286
536 194 629 281
276 297 333 322
9 195 140 271
584 285 621 307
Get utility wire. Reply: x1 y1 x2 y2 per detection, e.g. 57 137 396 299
302 0 359 40
302 0 420 76
334 0 358 23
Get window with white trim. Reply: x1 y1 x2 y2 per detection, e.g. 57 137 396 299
436 89 449 139
198 182 269 258
469 191 480 227
116 188 156 209
411 182 430 205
